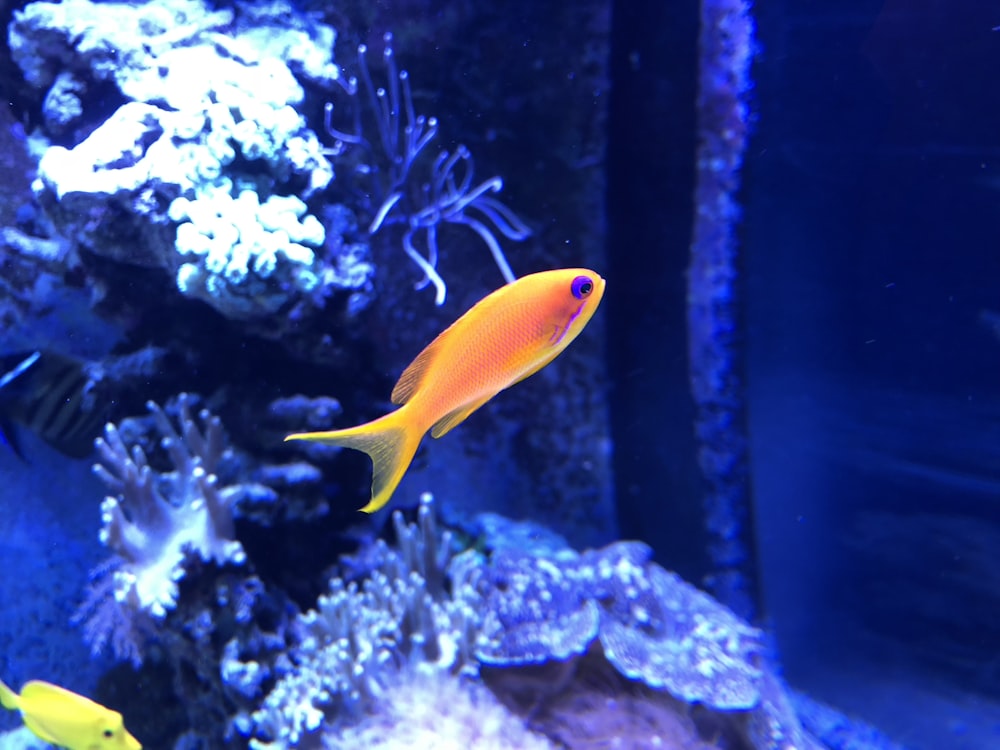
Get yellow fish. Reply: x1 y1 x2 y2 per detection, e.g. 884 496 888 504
0 678 141 750
287 268 606 513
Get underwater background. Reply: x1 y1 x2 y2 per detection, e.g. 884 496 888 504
0 0 997 748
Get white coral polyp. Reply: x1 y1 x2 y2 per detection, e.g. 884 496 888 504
93 399 248 619
101 483 246 618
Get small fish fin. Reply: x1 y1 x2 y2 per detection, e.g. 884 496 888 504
21 714 61 746
0 351 40 390
430 393 496 439
509 344 565 388
286 408 423 513
0 678 18 710
391 313 469 405
391 341 441 405
0 419 27 462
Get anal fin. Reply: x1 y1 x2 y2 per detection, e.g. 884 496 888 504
430 394 495 438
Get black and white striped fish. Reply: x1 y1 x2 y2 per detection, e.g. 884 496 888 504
0 351 109 459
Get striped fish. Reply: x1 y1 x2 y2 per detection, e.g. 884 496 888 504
0 351 109 459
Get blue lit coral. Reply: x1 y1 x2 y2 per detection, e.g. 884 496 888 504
169 188 331 318
323 33 530 305
72 430 837 750
74 395 254 664
63 392 813 748
325 669 556 750
475 551 600 667
476 540 764 710
247 495 483 747
241 493 818 750
9 0 373 321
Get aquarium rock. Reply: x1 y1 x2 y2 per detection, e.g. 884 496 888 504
581 542 763 709
474 539 764 711
11 0 373 322
476 551 601 667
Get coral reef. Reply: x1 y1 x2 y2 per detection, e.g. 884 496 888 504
324 33 530 306
324 670 556 750
56 402 885 750
247 494 482 747
10 0 373 325
477 540 764 710
244 493 822 750
75 395 267 664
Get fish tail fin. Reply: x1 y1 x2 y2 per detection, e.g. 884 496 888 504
285 408 423 514
0 679 18 711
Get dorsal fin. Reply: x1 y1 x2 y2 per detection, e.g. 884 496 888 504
390 322 457 405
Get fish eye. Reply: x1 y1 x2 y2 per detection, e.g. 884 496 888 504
103 729 115 738
571 275 593 299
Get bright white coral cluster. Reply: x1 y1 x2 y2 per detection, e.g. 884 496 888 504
10 0 366 320
326 670 556 750
93 396 247 618
171 188 325 318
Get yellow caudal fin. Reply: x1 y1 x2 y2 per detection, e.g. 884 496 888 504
0 679 18 710
285 409 423 513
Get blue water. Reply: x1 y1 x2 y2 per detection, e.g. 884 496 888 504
1 0 997 748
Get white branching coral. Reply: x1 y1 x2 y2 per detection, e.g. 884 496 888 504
248 494 483 748
92 394 247 618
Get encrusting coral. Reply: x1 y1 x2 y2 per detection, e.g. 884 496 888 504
476 540 764 710
244 492 819 750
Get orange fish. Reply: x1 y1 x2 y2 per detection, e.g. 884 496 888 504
286 268 606 512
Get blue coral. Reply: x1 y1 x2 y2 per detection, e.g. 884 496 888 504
476 551 600 667
246 494 482 747
472 540 765 712
74 394 262 665
577 542 763 709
